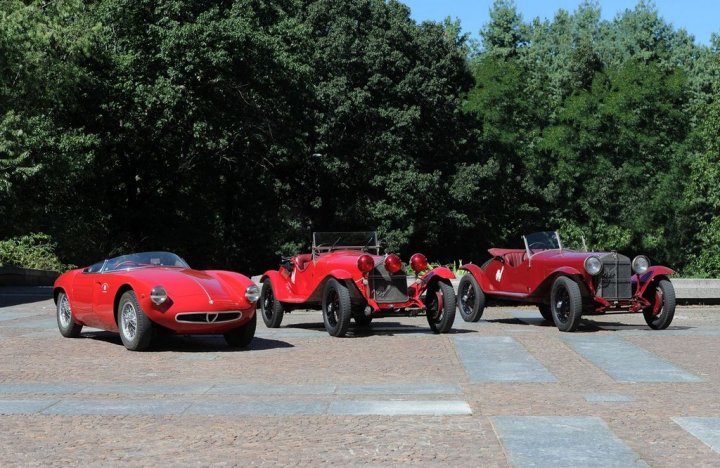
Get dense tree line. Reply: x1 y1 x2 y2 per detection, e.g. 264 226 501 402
1 0 718 276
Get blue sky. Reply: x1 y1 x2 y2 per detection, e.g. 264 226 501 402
403 0 719 45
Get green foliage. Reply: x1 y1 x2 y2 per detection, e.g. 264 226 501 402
0 0 719 277
0 234 70 271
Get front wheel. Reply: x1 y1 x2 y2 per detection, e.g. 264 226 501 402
118 290 153 351
643 278 676 330
56 291 83 338
457 275 485 322
426 280 456 334
225 312 257 348
550 276 582 332
322 279 352 337
260 279 284 328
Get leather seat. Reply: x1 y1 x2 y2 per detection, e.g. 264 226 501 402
294 254 313 272
504 251 525 268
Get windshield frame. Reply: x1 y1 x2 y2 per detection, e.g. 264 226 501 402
522 231 563 258
98 251 190 273
312 231 380 257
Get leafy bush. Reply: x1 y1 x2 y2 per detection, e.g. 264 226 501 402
0 233 69 271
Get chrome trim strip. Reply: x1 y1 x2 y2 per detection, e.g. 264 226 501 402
174 311 243 324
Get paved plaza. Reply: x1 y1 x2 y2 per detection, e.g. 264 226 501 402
1 286 720 466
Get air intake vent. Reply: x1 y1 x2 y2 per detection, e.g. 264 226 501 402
598 253 632 300
369 264 408 303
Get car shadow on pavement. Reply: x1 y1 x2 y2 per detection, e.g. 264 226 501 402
282 321 476 337
79 330 293 352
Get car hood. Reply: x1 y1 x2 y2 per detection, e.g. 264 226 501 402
113 268 236 302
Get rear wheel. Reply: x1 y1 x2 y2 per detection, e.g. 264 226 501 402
322 279 352 337
225 312 257 348
260 279 284 328
550 276 582 332
538 304 553 322
644 278 676 330
56 291 83 338
426 280 456 334
118 290 153 351
457 275 485 322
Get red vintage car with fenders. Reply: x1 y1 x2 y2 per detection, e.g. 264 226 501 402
53 251 260 350
260 231 457 337
457 231 676 332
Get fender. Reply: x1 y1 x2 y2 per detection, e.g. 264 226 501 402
635 266 675 296
459 263 493 292
260 270 296 302
421 266 455 282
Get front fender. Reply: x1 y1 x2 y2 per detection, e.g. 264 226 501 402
260 270 295 302
421 266 455 281
635 266 675 296
459 263 493 292
549 266 584 277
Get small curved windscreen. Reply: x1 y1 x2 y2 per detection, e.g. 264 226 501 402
102 251 190 272
524 231 562 254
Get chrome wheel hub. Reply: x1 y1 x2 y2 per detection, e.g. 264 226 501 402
59 295 72 328
121 302 138 340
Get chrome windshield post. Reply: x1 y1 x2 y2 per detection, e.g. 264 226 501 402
522 235 532 267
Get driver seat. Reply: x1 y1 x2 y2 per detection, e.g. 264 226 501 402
294 254 313 272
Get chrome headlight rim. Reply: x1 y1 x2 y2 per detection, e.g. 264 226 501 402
584 256 603 276
632 255 650 275
245 284 260 303
150 285 168 305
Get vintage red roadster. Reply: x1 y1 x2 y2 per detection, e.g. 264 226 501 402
53 251 260 350
259 232 456 336
457 231 676 332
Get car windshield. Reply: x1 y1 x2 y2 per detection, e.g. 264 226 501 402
523 231 562 254
312 232 379 255
101 251 190 272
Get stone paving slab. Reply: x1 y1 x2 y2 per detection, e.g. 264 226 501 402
492 416 648 467
584 393 636 402
454 336 556 382
673 417 720 453
562 335 701 382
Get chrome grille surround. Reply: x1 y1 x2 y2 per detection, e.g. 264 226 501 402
175 311 243 324
597 253 632 300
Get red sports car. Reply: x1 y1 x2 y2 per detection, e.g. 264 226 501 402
53 251 260 350
259 232 456 337
457 231 676 332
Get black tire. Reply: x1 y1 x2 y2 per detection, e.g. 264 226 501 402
538 303 553 322
225 312 257 348
322 279 352 337
643 278 676 330
260 279 284 328
56 291 83 338
425 280 457 334
550 276 582 332
457 275 485 322
352 304 373 326
118 290 153 351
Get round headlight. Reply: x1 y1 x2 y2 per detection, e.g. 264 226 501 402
584 256 602 276
409 253 428 273
150 286 167 305
245 284 261 303
632 255 650 274
384 254 403 274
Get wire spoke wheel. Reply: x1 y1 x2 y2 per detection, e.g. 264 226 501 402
59 294 72 328
121 302 138 341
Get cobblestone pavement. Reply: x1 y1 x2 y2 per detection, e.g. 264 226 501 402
1 288 720 466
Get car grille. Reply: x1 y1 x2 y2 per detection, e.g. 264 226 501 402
597 253 632 300
175 312 242 324
368 264 408 303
